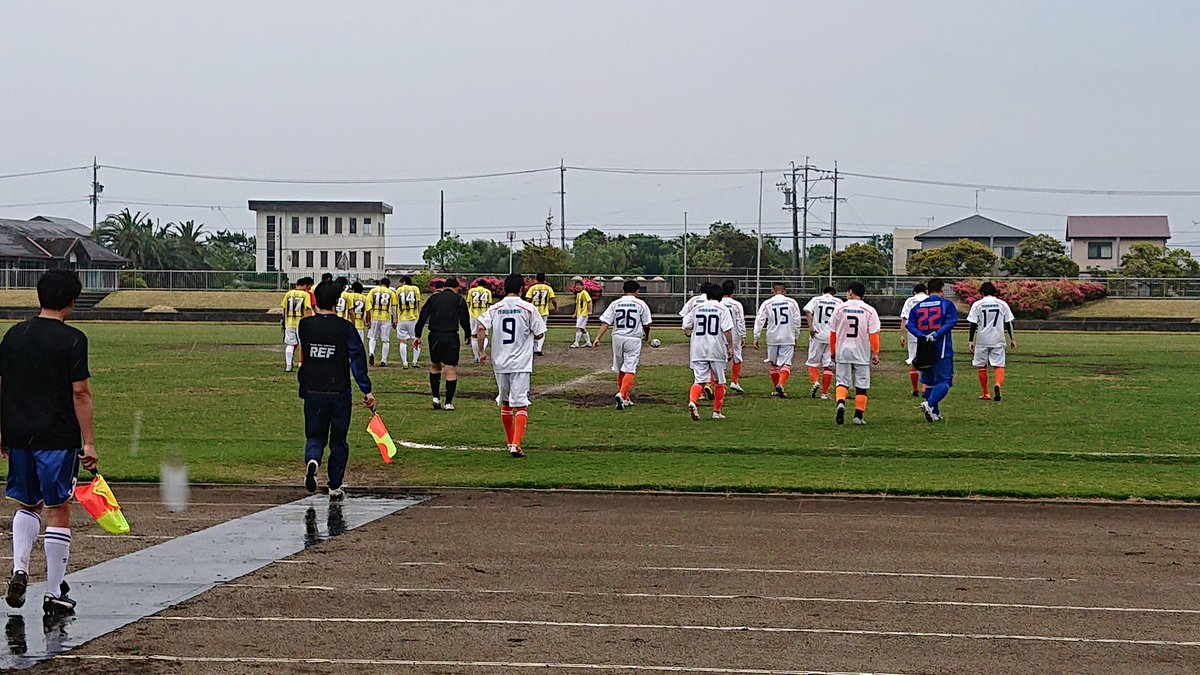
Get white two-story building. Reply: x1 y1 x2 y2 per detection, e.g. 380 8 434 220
249 200 393 278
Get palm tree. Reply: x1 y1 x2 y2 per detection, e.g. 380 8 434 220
93 209 155 267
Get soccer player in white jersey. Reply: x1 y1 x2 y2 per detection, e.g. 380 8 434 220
828 282 882 426
753 282 803 398
679 282 716 399
898 283 928 397
719 280 747 393
967 281 1016 402
802 285 843 400
683 284 734 420
592 279 653 410
477 273 546 458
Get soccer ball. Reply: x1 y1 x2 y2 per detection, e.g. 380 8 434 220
650 338 661 348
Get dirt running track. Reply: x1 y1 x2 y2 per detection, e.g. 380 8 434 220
25 489 1200 674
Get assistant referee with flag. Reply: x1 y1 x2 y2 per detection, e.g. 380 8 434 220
414 277 471 411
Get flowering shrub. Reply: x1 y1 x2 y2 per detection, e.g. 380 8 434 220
953 279 1109 319
519 277 604 300
465 276 505 296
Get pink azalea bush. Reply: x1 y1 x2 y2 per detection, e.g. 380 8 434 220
520 277 603 300
953 279 1108 319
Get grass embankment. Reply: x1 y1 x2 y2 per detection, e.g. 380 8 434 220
95 290 282 311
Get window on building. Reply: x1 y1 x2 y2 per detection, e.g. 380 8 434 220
364 251 372 269
994 246 1015 259
305 217 314 234
291 217 300 235
291 250 300 268
319 216 328 235
319 251 328 268
907 248 920 260
349 251 357 268
1088 241 1113 259
306 250 314 267
364 217 372 235
265 216 276 272
379 222 385 238
349 217 357 235
334 217 343 234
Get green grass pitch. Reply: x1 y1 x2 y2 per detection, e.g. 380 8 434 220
45 321 1200 500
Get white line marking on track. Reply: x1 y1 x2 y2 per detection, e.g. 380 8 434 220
148 617 1200 647
538 368 610 396
59 655 903 675
645 566 1073 582
220 583 1200 615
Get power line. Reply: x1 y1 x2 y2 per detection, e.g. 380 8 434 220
849 193 1071 218
99 164 560 185
0 166 90 181
839 170 1200 196
567 166 781 176
0 198 92 209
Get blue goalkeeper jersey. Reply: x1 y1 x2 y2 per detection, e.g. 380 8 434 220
906 295 959 359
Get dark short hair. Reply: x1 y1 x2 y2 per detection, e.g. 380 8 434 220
351 282 364 293
536 272 547 282
623 280 640 293
314 280 341 310
504 273 524 295
823 286 836 295
444 277 459 289
293 279 306 288
379 277 391 287
913 283 926 294
980 281 997 296
336 276 349 288
400 275 412 285
299 277 314 286
433 279 445 289
773 281 787 290
472 278 486 288
722 280 736 296
927 278 945 293
848 281 866 298
321 272 333 282
37 270 82 311
705 284 723 301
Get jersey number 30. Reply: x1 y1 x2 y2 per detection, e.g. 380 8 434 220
694 314 720 336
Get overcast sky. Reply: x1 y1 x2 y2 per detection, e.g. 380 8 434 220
2 0 1198 262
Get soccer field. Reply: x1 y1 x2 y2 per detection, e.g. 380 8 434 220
60 322 1200 500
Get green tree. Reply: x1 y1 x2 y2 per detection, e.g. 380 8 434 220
866 233 894 266
422 235 481 272
1118 243 1200 277
816 243 890 277
171 220 208 269
907 239 998 277
689 222 758 271
204 230 256 271
519 242 572 274
625 234 678 275
467 239 517 273
1002 234 1079 277
805 244 830 272
93 209 156 267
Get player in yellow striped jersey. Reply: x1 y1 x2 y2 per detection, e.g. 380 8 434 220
524 272 556 356
393 275 422 368
569 276 593 348
338 281 368 344
281 279 313 372
465 279 494 364
365 278 398 366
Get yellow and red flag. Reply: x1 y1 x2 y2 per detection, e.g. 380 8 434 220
367 414 397 464
75 473 131 535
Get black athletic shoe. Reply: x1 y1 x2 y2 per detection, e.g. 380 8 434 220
775 385 788 399
369 354 375 367
993 385 1002 402
304 459 318 494
702 385 714 401
42 589 76 616
911 390 920 397
835 402 846 426
614 394 625 411
432 398 442 410
5 571 27 608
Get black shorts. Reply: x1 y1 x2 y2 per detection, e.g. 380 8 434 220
429 332 461 366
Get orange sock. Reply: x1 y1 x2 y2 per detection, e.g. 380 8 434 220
769 368 780 387
512 409 528 446
909 369 920 393
854 394 867 412
500 406 514 444
689 384 704 404
713 384 726 412
835 385 849 403
821 369 833 395
978 368 989 394
620 373 635 398
995 367 1005 388
779 366 791 388
807 366 820 384
731 362 742 384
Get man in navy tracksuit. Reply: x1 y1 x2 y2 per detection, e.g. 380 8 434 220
298 280 376 500
905 278 958 422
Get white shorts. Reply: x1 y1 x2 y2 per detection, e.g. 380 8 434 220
283 327 299 346
470 317 485 336
906 339 918 366
396 320 417 341
368 321 392 343
575 316 589 329
767 344 795 368
836 362 872 390
612 335 643 374
805 339 832 369
691 360 728 386
731 339 744 365
972 346 1006 368
495 372 531 408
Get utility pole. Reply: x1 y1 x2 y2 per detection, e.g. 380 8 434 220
790 161 799 272
89 157 103 230
559 159 566 250
507 230 516 274
682 211 689 295
439 190 445 242
802 158 810 276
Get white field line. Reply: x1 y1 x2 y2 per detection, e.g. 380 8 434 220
147 616 1200 647
58 655 902 675
643 566 1073 582
221 583 1200 615
538 368 611 396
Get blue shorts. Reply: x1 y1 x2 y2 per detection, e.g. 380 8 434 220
921 357 955 388
5 449 80 508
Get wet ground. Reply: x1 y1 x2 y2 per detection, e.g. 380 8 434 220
12 488 1198 674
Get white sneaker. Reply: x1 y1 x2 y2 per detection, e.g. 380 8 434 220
853 417 866 426
328 487 345 501
810 382 820 399
712 412 726 420
443 402 456 411
820 393 830 400
688 402 699 421
432 397 442 410
570 344 579 349
730 382 744 393
614 394 625 411
622 397 635 407
920 401 935 423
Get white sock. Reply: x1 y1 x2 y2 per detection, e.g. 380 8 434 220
400 343 409 366
285 345 295 369
382 341 391 364
44 527 70 595
11 510 39 573
483 337 489 352
471 340 480 360
413 347 421 363
572 332 580 346
582 330 591 345
535 337 544 352
368 336 377 358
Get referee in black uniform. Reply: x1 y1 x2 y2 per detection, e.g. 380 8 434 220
414 277 471 411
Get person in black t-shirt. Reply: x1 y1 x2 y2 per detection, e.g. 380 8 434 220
298 281 376 500
1 270 98 616
413 277 470 411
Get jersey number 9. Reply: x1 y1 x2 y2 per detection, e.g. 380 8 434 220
501 317 517 345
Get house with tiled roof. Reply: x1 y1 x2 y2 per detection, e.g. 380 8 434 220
1066 216 1170 271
